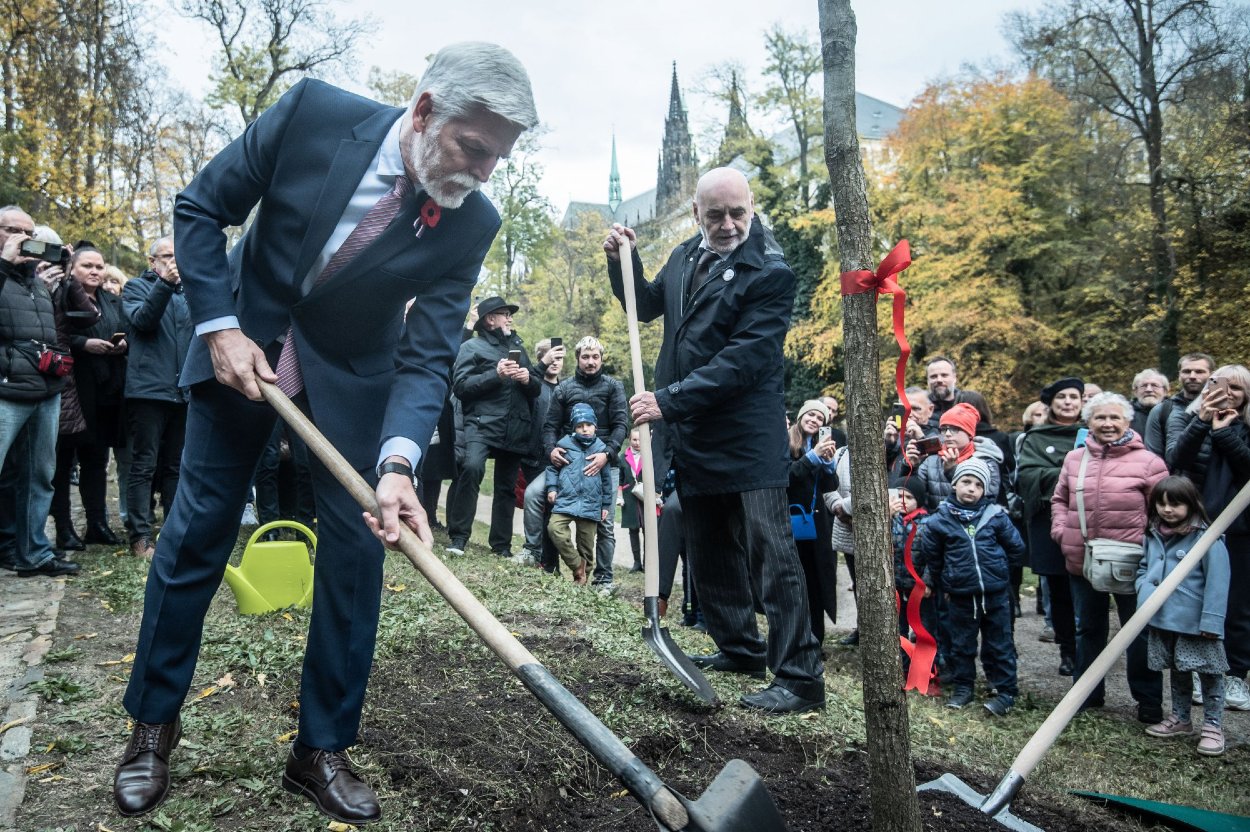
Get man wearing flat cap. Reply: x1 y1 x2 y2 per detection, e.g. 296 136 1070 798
445 296 541 555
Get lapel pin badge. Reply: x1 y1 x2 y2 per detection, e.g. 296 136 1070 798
414 198 442 239
722 269 735 281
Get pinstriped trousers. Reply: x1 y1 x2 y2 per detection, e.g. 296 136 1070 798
679 487 825 699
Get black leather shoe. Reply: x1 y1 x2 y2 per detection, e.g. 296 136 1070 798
114 718 181 816
282 747 381 824
1058 654 1075 677
56 528 86 551
17 557 80 577
84 521 122 545
739 684 825 714
689 652 766 679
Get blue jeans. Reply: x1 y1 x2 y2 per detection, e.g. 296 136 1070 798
0 395 61 570
946 589 1018 696
1070 574 1162 710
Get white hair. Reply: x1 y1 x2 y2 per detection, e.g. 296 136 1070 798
31 225 61 244
574 336 604 357
412 42 538 130
148 236 173 256
1081 391 1133 424
1132 368 1168 390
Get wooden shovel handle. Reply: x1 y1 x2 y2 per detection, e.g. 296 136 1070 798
258 382 538 671
616 243 663 598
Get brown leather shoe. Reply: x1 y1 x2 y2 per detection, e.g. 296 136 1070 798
131 537 155 558
282 747 381 824
113 718 181 816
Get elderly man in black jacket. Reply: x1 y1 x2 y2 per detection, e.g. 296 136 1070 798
445 296 541 556
604 167 824 714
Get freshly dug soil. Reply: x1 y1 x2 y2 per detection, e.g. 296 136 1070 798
363 635 1130 832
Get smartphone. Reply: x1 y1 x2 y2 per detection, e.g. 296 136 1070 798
818 426 832 443
1075 428 1089 448
915 435 942 456
507 349 521 363
549 337 562 349
889 403 906 430
18 239 64 263
110 332 126 345
1208 377 1230 397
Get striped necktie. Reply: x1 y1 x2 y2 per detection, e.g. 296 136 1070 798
275 175 414 397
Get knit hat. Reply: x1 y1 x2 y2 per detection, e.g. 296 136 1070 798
796 399 830 425
570 402 597 428
952 457 992 490
938 402 979 438
888 473 928 509
1040 376 1084 405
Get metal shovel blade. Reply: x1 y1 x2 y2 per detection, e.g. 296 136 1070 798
918 774 1042 832
642 597 719 704
673 758 789 832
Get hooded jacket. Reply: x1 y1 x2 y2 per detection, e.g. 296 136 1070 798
915 498 1024 595
1050 431 1169 576
544 433 612 521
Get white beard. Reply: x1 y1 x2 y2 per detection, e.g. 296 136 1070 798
408 126 481 209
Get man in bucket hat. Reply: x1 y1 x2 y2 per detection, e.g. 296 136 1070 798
445 295 541 555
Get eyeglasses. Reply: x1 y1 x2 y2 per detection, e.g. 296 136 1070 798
939 426 963 435
1 225 34 236
149 253 175 260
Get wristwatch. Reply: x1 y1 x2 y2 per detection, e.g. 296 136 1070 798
378 460 414 480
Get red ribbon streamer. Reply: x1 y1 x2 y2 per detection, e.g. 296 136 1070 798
841 241 938 693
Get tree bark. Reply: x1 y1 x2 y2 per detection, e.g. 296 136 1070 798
817 3 922 832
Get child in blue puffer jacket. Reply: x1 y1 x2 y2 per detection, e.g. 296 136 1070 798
1137 476 1230 757
915 458 1025 716
546 403 613 584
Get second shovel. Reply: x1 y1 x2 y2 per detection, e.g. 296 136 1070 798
617 238 718 705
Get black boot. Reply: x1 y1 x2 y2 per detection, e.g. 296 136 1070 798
1058 650 1075 677
56 525 86 552
84 521 122 546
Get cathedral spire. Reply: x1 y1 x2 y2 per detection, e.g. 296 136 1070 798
608 132 622 213
656 61 698 218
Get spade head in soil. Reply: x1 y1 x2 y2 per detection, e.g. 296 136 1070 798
642 596 718 704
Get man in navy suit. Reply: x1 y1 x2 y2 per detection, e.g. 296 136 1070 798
113 43 537 824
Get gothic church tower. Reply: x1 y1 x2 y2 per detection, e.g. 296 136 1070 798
654 62 698 218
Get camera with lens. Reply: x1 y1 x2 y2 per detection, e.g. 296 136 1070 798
18 239 65 264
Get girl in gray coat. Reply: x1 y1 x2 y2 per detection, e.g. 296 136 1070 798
1137 476 1230 756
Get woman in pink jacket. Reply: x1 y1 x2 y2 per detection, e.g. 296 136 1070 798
1052 391 1169 722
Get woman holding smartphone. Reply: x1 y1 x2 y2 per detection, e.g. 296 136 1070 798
1168 365 1250 711
51 246 129 547
786 400 840 646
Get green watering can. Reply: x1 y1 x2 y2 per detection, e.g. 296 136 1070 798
222 521 316 615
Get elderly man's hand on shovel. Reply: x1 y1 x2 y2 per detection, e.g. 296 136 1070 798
363 458 433 551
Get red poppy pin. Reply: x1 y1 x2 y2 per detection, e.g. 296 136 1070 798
414 198 442 239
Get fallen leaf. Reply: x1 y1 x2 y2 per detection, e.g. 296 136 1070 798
327 823 353 831
610 789 628 799
216 672 236 689
193 686 217 701
276 729 298 743
386 583 406 592
0 717 31 735
37 775 63 783
74 633 98 640
256 673 268 687
928 716 945 728
458 788 469 796
99 570 113 577
100 600 113 612
96 653 135 667
282 612 294 621
26 762 60 775
97 824 118 832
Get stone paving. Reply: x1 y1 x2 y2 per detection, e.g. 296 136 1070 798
0 571 66 831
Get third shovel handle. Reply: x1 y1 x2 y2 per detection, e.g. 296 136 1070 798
616 242 662 598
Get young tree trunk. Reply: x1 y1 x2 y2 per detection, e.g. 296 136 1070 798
817 4 922 832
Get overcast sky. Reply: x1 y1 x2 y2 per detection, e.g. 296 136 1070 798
152 0 1048 210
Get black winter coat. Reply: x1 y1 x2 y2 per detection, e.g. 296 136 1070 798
608 218 793 496
123 270 191 403
0 260 97 402
68 289 129 446
451 327 541 454
1173 417 1250 536
542 369 628 461
915 499 1024 595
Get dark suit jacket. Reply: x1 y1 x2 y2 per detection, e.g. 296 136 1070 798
608 217 795 496
174 79 499 468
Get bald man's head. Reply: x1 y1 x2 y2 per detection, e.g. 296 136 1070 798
693 167 754 254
